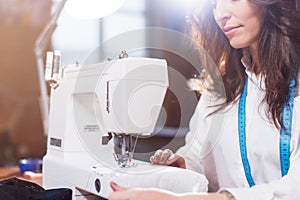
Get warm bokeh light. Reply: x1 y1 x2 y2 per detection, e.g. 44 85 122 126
64 0 125 19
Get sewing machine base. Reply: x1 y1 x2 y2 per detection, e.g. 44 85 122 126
43 151 208 199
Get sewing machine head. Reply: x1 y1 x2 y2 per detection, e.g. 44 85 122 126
45 50 169 168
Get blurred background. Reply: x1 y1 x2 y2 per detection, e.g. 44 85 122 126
0 0 200 166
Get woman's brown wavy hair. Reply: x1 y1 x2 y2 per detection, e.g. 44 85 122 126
189 0 300 127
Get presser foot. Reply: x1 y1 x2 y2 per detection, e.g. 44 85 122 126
113 152 137 168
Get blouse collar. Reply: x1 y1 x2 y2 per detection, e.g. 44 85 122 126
241 48 265 90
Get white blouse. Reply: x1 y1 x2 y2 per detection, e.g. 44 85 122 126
177 69 300 200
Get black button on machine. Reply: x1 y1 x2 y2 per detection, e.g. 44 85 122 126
95 178 101 193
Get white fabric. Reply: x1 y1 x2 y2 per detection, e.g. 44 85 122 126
176 69 300 200
114 164 208 194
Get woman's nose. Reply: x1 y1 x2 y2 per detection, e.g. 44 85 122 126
213 1 231 24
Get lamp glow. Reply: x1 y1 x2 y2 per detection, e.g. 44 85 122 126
65 0 125 19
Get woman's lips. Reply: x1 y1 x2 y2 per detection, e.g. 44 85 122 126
223 26 241 36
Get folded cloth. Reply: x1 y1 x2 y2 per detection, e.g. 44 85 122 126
113 165 208 194
0 178 72 200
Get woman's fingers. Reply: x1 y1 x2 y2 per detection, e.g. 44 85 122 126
110 182 127 191
159 149 173 164
150 149 186 168
150 149 162 164
164 153 179 165
150 149 173 165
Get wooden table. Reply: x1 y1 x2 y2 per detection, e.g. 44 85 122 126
0 166 42 186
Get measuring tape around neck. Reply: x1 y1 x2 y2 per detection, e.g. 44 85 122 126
238 76 296 187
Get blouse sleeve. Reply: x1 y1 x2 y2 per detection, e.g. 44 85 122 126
176 91 216 174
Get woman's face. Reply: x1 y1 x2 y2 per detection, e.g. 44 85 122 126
212 0 265 51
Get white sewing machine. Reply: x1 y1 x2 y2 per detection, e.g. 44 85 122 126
42 51 208 199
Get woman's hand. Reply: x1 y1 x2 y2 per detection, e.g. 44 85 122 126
108 182 229 200
149 149 186 168
108 182 178 200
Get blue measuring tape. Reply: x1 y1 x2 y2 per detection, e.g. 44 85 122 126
238 76 296 187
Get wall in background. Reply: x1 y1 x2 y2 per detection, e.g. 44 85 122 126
0 0 51 166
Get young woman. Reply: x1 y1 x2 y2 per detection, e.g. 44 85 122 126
109 0 300 199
